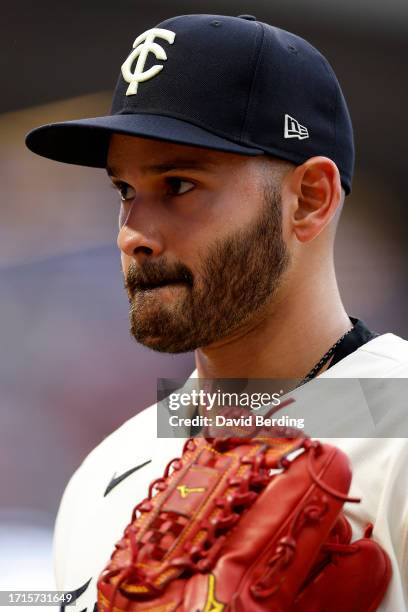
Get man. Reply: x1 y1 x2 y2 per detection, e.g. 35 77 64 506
26 14 408 611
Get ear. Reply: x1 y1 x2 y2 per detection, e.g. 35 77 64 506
289 157 342 243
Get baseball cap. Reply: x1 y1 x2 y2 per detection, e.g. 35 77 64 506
25 14 355 194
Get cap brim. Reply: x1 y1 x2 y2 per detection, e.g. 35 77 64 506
25 113 264 167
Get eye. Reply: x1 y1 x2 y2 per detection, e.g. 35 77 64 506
113 181 136 202
166 177 195 196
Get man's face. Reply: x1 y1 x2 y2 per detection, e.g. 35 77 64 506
107 135 290 353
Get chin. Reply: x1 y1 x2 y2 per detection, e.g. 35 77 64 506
129 326 188 354
137 337 194 354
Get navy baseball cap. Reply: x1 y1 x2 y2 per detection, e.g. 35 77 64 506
25 14 355 194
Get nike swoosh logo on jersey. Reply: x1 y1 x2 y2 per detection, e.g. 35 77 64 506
103 459 152 496
59 578 92 610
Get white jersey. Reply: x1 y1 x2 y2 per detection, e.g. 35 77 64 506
54 333 408 611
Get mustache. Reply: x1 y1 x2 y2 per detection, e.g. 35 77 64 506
125 260 194 292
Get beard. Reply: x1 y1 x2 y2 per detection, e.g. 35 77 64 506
124 184 290 353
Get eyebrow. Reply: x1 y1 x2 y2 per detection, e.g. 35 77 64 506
106 158 217 178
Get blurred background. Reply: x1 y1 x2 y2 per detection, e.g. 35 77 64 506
1 0 407 596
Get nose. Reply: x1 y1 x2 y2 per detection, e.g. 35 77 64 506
116 199 164 260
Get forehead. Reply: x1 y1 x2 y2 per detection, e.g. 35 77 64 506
106 133 261 177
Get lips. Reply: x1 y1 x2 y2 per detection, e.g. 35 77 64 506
136 279 185 291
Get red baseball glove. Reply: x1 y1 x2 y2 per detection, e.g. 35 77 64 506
97 436 391 611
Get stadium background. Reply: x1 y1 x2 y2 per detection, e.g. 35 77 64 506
1 0 407 600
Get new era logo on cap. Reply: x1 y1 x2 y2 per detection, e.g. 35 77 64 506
284 114 309 140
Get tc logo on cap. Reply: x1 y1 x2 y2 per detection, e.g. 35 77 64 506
121 28 176 96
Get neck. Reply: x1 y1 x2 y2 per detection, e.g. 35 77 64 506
195 267 351 379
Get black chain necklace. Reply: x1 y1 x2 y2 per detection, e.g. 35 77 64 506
298 326 354 387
